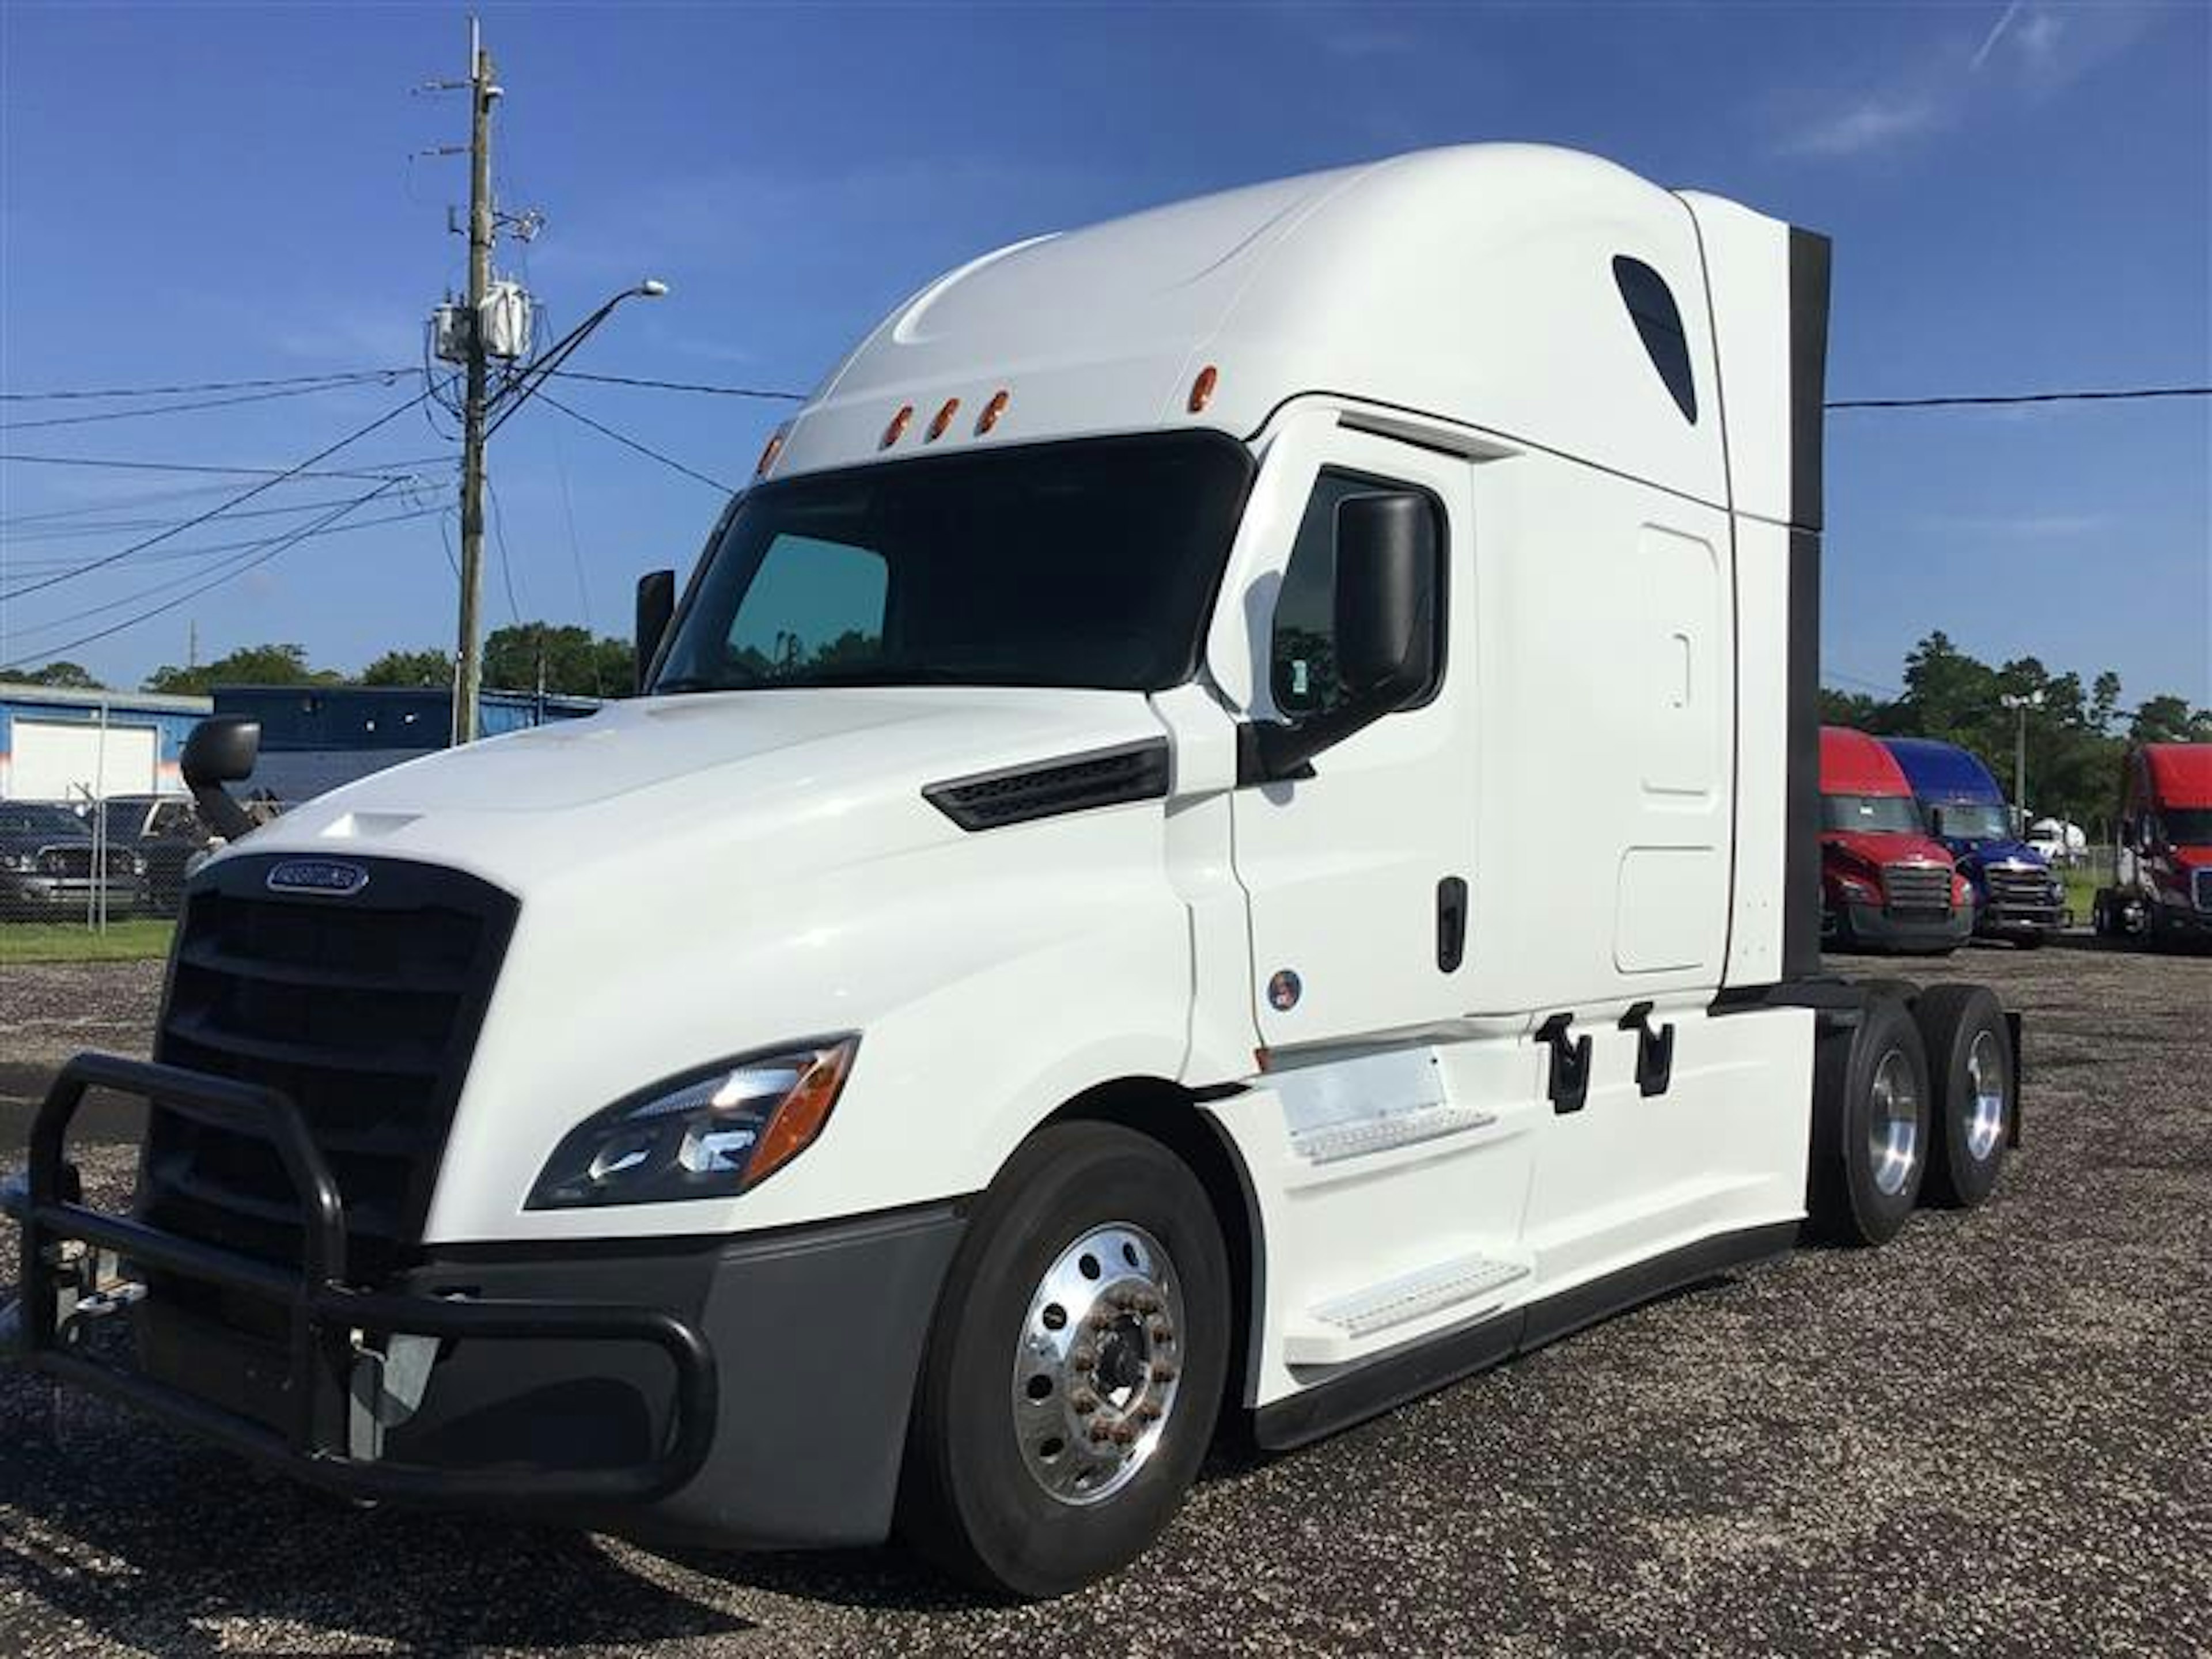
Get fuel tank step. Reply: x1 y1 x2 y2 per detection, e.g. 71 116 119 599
1284 1252 1529 1366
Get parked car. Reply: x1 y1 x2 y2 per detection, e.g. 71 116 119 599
1883 737 2065 946
0 801 145 921
87 794 210 916
2092 743 2212 947
1819 727 1970 954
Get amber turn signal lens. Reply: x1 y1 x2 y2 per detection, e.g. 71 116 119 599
755 426 786 478
748 1040 860 1188
1188 363 1219 414
976 389 1009 434
927 397 961 441
881 404 914 448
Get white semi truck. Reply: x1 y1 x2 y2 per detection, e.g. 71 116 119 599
4 144 2020 1598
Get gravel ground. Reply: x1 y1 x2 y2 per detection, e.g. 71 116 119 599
1 941 2207 1657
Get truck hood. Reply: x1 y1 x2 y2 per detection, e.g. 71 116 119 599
1949 836 2046 872
1821 830 1952 869
232 687 1169 897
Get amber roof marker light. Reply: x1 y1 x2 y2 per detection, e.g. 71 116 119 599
881 404 914 449
976 389 1010 435
926 397 961 442
1188 363 1219 414
755 425 788 478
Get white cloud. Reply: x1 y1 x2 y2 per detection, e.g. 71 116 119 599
1781 1 2162 161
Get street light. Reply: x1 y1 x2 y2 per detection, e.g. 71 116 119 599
1999 689 2045 828
485 277 669 437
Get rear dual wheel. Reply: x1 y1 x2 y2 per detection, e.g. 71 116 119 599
898 1122 1229 1600
1810 994 1931 1244
1912 984 2014 1210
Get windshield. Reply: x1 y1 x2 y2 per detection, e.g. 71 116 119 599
1822 794 1923 835
2157 808 2212 846
1933 802 2012 841
0 804 89 839
651 433 1253 695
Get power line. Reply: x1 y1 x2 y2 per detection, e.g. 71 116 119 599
0 368 412 403
532 391 735 494
1 450 450 483
6 501 445 645
486 475 525 624
1827 385 2210 410
0 387 435 603
2 503 446 581
0 373 415 431
9 481 412 661
2 492 406 546
547 368 806 402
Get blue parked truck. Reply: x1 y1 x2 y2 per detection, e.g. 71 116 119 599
1883 738 2066 946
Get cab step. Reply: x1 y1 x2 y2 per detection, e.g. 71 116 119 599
1283 1251 1529 1366
1289 1100 1495 1166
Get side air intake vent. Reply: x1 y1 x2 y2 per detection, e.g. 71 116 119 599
925 739 1171 832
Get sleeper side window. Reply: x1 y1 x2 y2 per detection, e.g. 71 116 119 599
1613 256 1698 424
1270 469 1444 719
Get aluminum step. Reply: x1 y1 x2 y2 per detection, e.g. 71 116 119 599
1286 1252 1529 1366
1289 1100 1495 1166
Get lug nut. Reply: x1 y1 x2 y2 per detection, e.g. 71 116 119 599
1070 1349 1096 1372
1071 1389 1099 1415
1150 1363 1177 1384
1147 1316 1172 1338
1112 1422 1139 1445
1137 1401 1164 1422
1089 1421 1115 1444
1086 1310 1113 1331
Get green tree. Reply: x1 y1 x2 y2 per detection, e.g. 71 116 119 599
2129 695 2212 744
481 623 632 699
361 647 454 688
143 643 335 696
1 659 104 689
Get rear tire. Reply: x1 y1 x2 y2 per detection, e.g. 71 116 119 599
1912 984 2013 1209
897 1121 1230 1599
1809 993 1931 1245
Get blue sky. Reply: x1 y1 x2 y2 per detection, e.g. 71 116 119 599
2 1 2206 709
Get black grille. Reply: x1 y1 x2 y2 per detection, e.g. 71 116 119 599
1881 862 1952 916
144 853 517 1282
2195 868 2211 913
36 846 133 878
925 739 1171 831
1985 866 2054 910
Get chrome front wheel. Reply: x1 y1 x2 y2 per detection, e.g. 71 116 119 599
1012 1223 1185 1506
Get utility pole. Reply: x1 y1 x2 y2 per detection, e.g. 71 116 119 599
2001 689 2045 827
453 18 497 746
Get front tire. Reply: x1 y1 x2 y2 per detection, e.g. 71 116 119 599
897 1121 1230 1599
1912 984 2013 1209
1809 993 1931 1245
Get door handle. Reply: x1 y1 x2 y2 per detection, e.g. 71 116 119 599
1436 876 1467 972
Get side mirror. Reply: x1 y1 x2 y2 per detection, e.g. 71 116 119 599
1334 493 1437 704
1927 807 1947 837
180 717 262 843
1246 490 1438 782
635 569 676 694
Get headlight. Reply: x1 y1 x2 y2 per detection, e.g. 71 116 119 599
0 851 33 873
130 853 148 877
527 1036 859 1210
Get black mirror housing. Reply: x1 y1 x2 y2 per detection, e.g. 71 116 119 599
1247 490 1439 784
181 717 260 787
1335 493 1437 704
635 569 677 694
180 717 262 843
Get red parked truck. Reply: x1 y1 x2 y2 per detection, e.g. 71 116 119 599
1820 727 1971 954
2092 743 2212 947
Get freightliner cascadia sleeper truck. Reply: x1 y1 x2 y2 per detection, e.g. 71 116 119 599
2 145 2021 1598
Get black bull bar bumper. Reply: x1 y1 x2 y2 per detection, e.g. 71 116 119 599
3 1053 719 1508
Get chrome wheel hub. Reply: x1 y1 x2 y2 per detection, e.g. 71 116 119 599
1963 1029 2007 1162
1869 1047 1922 1198
1012 1222 1183 1506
